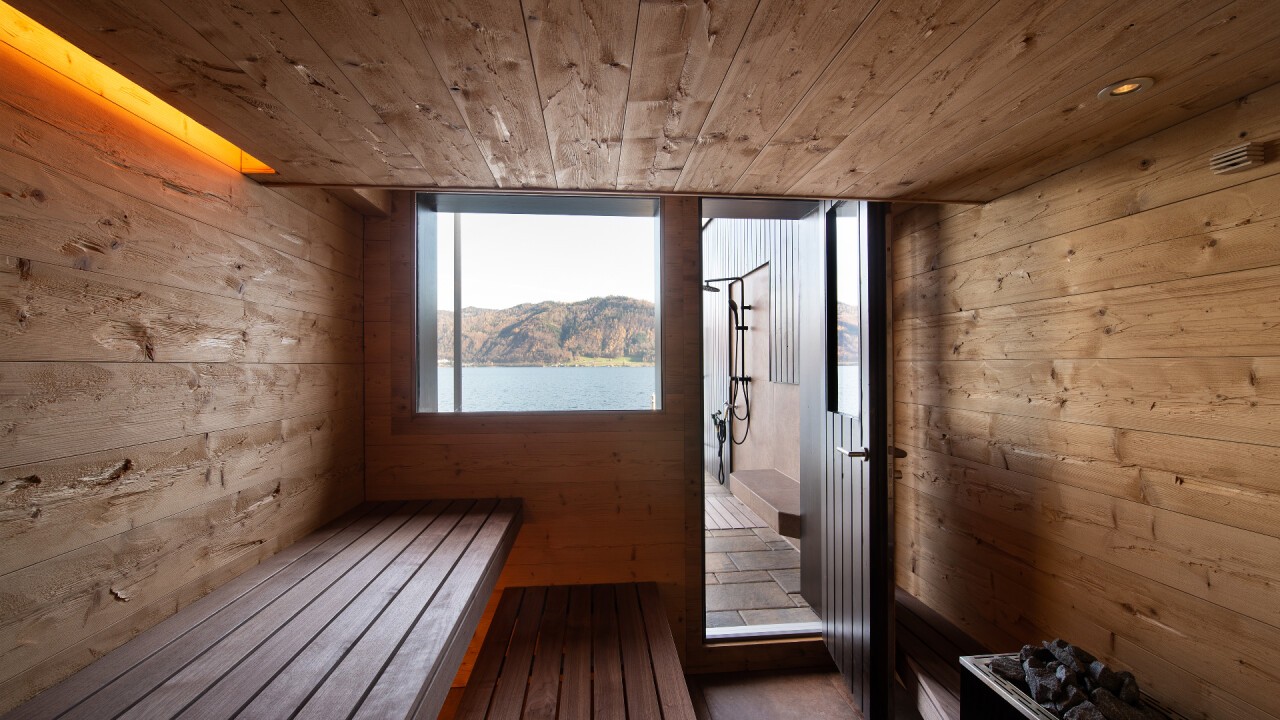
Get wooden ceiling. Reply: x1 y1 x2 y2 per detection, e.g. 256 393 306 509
15 0 1280 202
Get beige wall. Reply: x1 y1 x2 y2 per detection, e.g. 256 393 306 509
731 265 800 480
0 43 364 711
892 82 1280 719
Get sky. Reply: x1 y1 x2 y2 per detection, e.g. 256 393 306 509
434 212 658 309
834 211 862 309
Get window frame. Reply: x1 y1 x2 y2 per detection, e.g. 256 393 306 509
397 191 667 423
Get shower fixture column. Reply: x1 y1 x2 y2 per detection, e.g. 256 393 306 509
703 276 752 484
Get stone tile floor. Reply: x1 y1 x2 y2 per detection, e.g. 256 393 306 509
705 478 819 629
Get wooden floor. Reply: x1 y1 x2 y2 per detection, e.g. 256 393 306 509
704 479 766 530
689 670 862 720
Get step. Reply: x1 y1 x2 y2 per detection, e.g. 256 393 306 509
729 469 801 539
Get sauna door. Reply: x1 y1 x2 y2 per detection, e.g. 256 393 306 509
800 200 893 717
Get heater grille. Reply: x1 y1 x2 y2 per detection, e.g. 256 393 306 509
1210 142 1265 174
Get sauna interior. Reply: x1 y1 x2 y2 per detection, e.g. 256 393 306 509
2 1 1279 718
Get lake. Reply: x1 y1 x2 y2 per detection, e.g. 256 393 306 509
436 366 657 412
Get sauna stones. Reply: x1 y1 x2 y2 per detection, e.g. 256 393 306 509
1064 703 1107 720
995 639 1168 720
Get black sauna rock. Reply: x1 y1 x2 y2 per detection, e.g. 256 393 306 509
991 656 1027 687
1055 662 1076 686
1046 638 1096 675
1117 672 1140 704
1027 664 1064 702
1089 660 1123 695
1003 639 1168 720
1022 644 1056 667
1091 688 1149 720
1053 684 1088 715
1064 702 1107 720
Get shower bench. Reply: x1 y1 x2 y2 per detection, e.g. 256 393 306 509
5 499 521 720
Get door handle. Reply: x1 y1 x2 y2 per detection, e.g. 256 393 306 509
834 446 907 460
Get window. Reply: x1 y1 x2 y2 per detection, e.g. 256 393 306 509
827 201 863 417
415 193 661 413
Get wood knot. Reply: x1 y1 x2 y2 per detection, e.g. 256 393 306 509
17 257 32 280
7 474 42 488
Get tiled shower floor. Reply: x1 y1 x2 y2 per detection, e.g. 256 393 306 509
705 477 819 629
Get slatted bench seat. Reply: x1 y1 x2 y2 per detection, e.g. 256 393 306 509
457 583 694 720
5 499 521 720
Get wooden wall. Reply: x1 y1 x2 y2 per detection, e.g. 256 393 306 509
892 82 1280 720
364 194 703 674
0 42 364 711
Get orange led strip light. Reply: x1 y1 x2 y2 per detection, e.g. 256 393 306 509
0 0 274 174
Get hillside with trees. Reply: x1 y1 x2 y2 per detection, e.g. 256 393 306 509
438 296 655 366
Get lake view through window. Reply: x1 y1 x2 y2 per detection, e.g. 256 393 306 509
416 194 660 413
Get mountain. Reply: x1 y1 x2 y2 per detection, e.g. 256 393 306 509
836 301 860 364
438 296 656 366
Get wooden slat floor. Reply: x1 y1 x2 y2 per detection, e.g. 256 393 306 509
4 500 522 720
705 479 767 530
457 583 695 720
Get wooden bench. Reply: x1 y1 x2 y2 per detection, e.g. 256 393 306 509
895 588 987 720
457 583 695 720
729 469 801 538
5 499 521 720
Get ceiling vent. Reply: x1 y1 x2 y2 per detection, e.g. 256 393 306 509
1210 142 1264 175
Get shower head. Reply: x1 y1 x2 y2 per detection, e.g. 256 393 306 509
702 276 740 292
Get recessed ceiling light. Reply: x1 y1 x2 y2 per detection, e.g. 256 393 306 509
1098 77 1154 100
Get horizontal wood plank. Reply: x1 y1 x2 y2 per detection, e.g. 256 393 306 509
897 356 1280 447
0 409 361 576
0 148 363 322
896 401 1280 539
894 174 1280 319
899 445 1280 628
0 361 360 467
0 257 362 363
896 265 1280 360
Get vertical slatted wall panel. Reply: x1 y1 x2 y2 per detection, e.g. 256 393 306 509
700 218 802 476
